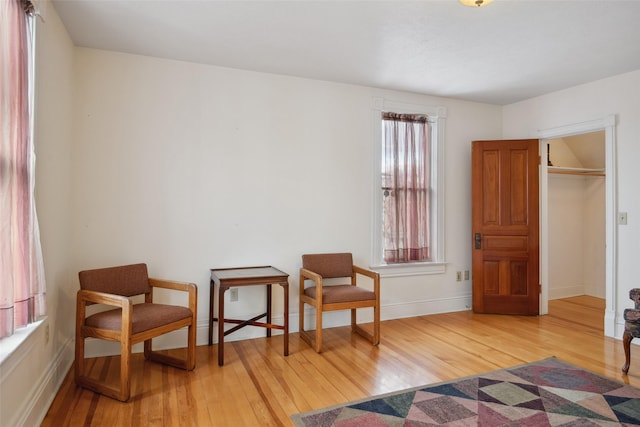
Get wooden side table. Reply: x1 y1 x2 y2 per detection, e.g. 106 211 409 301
209 266 289 366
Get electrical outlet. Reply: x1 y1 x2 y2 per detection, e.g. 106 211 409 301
230 288 238 302
456 271 462 282
44 323 49 345
464 270 470 281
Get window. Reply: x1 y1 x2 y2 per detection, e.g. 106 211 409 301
372 99 445 276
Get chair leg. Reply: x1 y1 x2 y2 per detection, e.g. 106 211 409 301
351 308 357 334
74 329 85 388
144 328 196 371
299 301 323 352
75 328 132 400
75 299 86 388
351 308 380 346
299 298 305 341
372 303 380 346
314 304 323 353
76 301 130 400
120 339 132 401
186 322 196 370
623 331 633 374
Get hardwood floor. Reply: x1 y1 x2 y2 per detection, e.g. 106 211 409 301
42 296 637 426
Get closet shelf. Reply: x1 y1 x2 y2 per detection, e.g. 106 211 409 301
548 166 605 177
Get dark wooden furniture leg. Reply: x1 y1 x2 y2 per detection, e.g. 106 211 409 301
267 284 272 338
623 331 633 374
209 279 215 346
282 282 289 356
218 285 228 366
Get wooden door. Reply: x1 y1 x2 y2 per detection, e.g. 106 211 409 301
471 139 539 315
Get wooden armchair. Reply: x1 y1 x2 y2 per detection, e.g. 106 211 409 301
75 263 197 401
299 253 380 352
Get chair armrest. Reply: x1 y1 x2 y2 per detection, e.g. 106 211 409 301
630 288 640 309
353 265 379 280
148 278 197 313
77 289 130 308
149 278 195 293
353 265 380 294
625 308 640 323
76 290 133 336
299 268 324 300
300 268 323 282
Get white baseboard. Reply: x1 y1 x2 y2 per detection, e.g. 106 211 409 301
606 308 622 339
548 285 584 300
9 337 74 427
381 295 472 320
583 284 606 299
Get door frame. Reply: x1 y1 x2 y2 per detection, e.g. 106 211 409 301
537 115 617 337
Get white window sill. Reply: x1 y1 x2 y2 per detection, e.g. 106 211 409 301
0 318 44 368
370 262 446 278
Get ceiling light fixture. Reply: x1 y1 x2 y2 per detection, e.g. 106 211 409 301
459 0 494 7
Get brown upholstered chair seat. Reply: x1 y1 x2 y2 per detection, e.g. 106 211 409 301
86 303 193 334
304 285 375 304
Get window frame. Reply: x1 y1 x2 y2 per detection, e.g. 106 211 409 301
371 98 446 277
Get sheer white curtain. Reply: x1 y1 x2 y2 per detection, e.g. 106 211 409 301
382 112 431 263
1 0 46 338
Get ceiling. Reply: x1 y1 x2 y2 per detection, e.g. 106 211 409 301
50 0 640 105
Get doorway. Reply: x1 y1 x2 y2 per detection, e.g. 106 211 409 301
547 131 605 300
538 115 617 338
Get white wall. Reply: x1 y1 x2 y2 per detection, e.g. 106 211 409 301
503 69 640 336
548 174 605 299
70 47 502 355
0 1 76 426
548 174 586 298
584 176 606 298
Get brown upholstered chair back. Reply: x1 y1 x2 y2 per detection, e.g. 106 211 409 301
78 263 150 297
302 253 353 278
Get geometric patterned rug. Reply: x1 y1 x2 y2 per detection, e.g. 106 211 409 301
291 357 640 426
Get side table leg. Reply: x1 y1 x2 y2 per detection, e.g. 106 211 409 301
218 285 228 366
209 279 215 346
267 284 272 338
283 283 289 356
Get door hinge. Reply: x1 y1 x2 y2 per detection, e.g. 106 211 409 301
539 284 542 294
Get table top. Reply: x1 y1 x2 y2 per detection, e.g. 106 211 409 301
210 266 289 284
